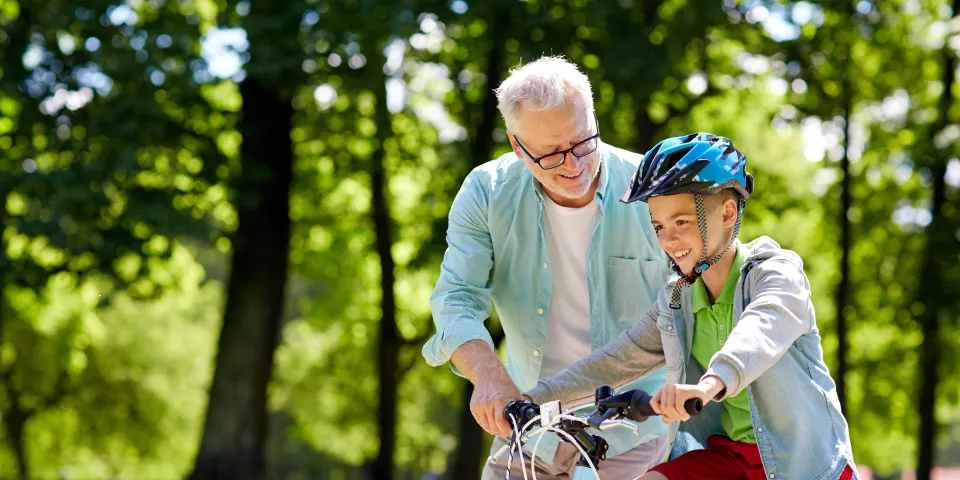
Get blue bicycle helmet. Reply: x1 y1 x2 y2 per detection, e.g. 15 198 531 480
621 133 754 309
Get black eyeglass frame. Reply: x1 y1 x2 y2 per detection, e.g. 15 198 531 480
513 112 601 170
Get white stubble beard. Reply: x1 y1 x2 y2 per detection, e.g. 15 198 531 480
549 159 600 200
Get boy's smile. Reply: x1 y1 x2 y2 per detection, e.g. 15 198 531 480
648 193 738 275
672 248 692 263
649 194 708 275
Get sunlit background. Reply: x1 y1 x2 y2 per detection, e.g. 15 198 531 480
2 0 960 479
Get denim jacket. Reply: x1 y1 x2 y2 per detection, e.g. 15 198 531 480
422 143 672 463
528 236 857 480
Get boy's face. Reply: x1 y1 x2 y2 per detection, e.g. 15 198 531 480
648 193 739 275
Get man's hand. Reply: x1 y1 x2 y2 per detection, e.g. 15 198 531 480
451 340 524 438
650 376 725 423
471 370 525 437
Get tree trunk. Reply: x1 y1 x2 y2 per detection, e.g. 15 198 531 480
470 8 508 169
189 76 293 480
0 290 28 480
632 100 659 156
834 0 855 413
834 100 851 413
915 1 958 477
916 155 949 480
6 409 28 480
447 381 483 480
445 330 504 480
442 10 508 477
370 45 401 480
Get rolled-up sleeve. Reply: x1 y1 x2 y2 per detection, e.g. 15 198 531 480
422 171 496 374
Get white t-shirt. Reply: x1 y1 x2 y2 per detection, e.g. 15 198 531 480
538 194 598 379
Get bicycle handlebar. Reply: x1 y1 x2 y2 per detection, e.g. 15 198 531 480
596 389 702 422
492 386 703 470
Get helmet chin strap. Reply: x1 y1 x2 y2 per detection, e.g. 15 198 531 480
669 194 743 309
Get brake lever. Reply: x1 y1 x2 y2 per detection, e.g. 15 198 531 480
489 443 509 464
596 419 640 435
490 429 537 465
586 406 620 429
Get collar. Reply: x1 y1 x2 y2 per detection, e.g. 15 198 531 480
691 243 746 313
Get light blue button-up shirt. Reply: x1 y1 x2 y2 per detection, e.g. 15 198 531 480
422 142 671 463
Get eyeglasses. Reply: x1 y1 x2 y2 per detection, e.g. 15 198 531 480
513 112 600 170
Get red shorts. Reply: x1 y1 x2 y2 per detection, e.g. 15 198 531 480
648 435 855 480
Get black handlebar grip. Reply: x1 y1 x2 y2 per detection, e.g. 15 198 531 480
628 390 656 420
684 398 703 415
503 400 540 429
627 390 703 422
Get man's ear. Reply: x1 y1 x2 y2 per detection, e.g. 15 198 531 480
507 131 524 159
722 198 739 229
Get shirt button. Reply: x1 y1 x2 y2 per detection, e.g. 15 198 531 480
667 325 673 331
533 350 540 357
543 263 549 269
757 427 763 433
769 475 774 479
719 325 724 330
537 308 544 315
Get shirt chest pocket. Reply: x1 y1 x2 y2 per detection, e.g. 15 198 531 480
606 257 662 327
656 314 684 372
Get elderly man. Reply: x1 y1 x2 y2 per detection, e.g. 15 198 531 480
422 55 671 479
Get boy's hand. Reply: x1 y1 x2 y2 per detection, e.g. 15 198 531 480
650 376 726 423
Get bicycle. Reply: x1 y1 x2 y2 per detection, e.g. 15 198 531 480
489 385 703 480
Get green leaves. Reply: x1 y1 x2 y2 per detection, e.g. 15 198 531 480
0 245 218 475
0 0 957 477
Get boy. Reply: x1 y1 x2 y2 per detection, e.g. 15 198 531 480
523 133 857 480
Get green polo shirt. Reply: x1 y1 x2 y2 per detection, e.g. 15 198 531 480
690 246 757 444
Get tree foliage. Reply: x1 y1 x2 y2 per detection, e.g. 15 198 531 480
1 0 958 478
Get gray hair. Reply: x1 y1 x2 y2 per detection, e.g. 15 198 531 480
494 55 594 132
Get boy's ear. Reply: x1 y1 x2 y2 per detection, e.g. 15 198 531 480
722 198 739 229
